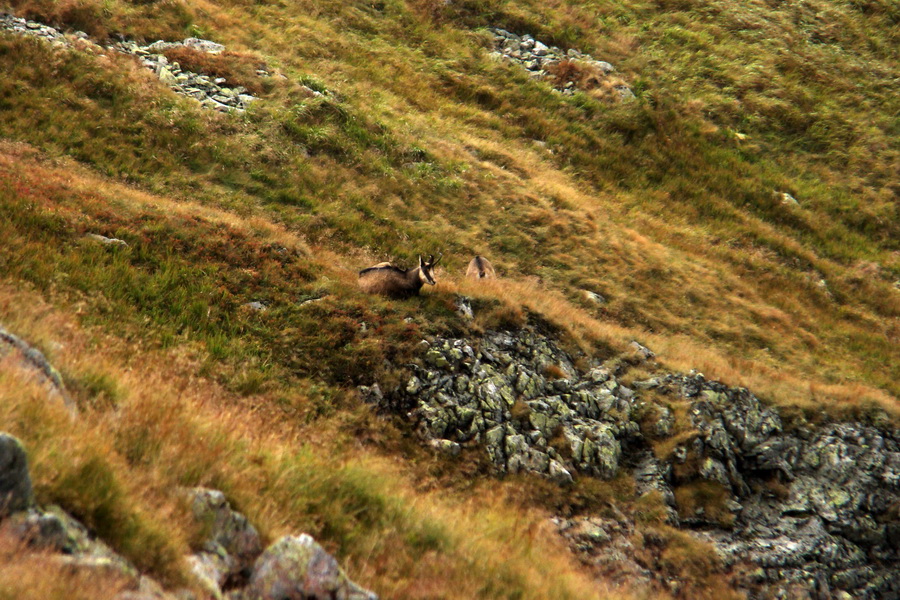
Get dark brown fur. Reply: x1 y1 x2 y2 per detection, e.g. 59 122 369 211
466 256 496 279
359 255 441 298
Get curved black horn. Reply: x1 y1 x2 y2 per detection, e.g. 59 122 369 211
432 253 443 266
428 254 434 264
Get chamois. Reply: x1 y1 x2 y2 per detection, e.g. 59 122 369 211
466 256 496 279
358 254 441 298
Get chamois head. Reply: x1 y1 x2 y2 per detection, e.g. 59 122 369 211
418 254 441 286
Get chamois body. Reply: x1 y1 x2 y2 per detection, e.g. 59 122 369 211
359 255 441 298
466 256 496 279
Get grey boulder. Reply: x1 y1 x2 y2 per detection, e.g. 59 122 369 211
182 38 225 54
246 534 377 600
0 325 75 413
186 487 262 591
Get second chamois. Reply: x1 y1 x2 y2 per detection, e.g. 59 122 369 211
358 254 441 298
466 255 496 279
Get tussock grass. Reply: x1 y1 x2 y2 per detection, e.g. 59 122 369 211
7 0 196 40
0 539 130 600
0 371 195 588
674 481 735 528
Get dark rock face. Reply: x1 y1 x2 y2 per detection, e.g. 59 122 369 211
370 326 900 599
648 374 900 599
0 433 33 516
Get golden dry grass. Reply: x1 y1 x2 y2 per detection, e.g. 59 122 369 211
0 539 130 600
1 136 896 421
0 283 642 599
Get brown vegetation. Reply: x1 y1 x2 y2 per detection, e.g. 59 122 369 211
545 59 631 101
674 481 736 528
161 47 269 95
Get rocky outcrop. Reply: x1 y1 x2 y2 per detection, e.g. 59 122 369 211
181 489 377 600
369 323 900 599
553 514 660 590
246 534 377 600
487 28 634 99
0 434 140 582
0 13 258 112
185 487 263 596
112 39 259 113
0 13 85 48
0 325 75 413
365 330 642 484
6 504 140 582
646 373 900 599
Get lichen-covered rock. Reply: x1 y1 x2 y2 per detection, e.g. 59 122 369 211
553 515 658 591
0 436 191 597
371 330 641 482
245 534 377 600
188 553 227 600
374 326 899 598
629 341 655 360
115 576 175 600
632 451 676 517
428 438 461 457
0 325 75 413
185 487 262 592
4 504 139 582
0 433 33 516
657 373 900 599
3 509 67 550
87 233 129 247
181 37 225 54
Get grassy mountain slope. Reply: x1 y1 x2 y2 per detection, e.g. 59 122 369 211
0 0 897 597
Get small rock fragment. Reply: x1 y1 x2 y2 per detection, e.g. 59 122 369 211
582 290 606 305
87 233 129 247
629 341 656 360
